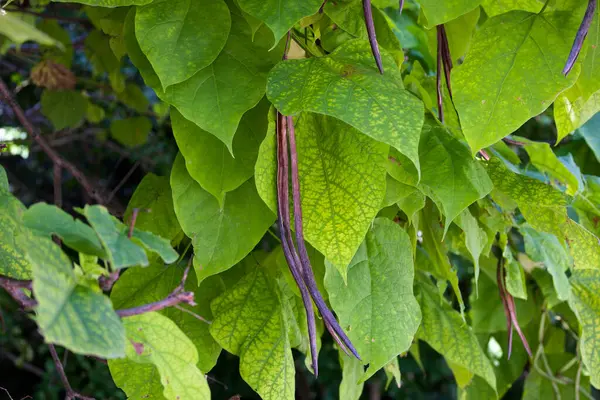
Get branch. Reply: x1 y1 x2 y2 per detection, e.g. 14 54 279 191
0 79 106 205
48 344 95 400
0 276 35 310
116 260 196 318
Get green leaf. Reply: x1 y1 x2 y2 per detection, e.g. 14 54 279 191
580 114 600 162
116 83 149 113
237 0 322 44
0 189 32 279
418 203 466 315
109 312 210 400
569 269 600 389
504 249 528 300
256 112 388 273
577 7 600 101
480 0 543 17
110 117 152 148
170 154 275 283
22 203 105 257
384 357 401 389
124 174 182 241
210 257 295 400
86 101 105 123
123 8 161 91
453 8 580 153
486 157 567 239
164 11 283 151
111 262 222 373
441 7 481 63
469 268 535 333
456 208 488 290
82 205 149 269
267 39 424 173
339 353 365 400
108 360 164 400
517 136 582 195
0 12 62 48
85 30 120 76
416 278 497 391
417 118 493 230
53 0 151 6
135 0 231 89
324 218 421 380
0 166 7 190
41 90 86 130
564 219 600 270
522 226 571 302
37 20 73 67
172 98 268 204
24 235 125 358
554 82 600 143
415 0 481 27
129 230 178 265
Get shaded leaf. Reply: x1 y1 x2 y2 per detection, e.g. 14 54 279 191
110 117 152 148
415 0 481 27
0 11 62 48
170 154 275 283
324 218 421 380
41 90 86 130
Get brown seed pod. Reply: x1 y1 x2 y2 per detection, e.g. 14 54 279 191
30 60 76 91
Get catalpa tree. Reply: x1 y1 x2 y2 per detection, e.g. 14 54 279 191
0 0 599 398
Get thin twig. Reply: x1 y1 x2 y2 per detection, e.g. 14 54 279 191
363 0 384 74
48 344 95 400
563 0 597 75
0 276 36 310
399 0 404 14
0 350 45 377
106 160 140 203
116 260 195 318
0 80 106 204
172 304 211 324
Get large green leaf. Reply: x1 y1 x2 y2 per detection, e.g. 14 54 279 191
255 112 388 273
109 359 164 400
41 90 86 130
324 218 421 380
453 7 580 153
522 227 571 302
0 189 32 279
339 353 365 400
0 11 62 47
456 208 488 289
267 39 424 173
123 174 182 241
52 0 151 6
123 8 161 91
110 117 152 148
109 312 210 400
578 7 600 101
164 11 283 151
172 98 268 204
237 0 322 44
416 0 481 27
82 205 149 269
210 257 295 400
417 118 493 230
170 154 275 283
480 0 543 17
554 84 600 142
24 235 125 358
416 278 496 390
581 113 600 162
111 263 222 373
569 269 600 389
22 203 104 257
135 0 230 89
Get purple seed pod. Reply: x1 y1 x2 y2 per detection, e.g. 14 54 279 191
563 0 597 76
436 26 444 123
399 0 404 15
439 25 453 99
363 0 384 74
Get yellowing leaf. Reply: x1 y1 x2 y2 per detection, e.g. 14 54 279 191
416 279 496 391
324 218 421 380
24 235 125 358
0 188 33 279
454 7 580 153
210 258 295 400
255 112 388 273
0 11 62 48
267 39 424 173
110 312 210 400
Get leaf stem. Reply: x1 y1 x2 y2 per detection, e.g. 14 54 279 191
363 0 384 74
49 344 95 400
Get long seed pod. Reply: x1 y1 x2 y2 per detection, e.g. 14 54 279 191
276 113 320 375
436 26 444 123
363 0 384 74
287 115 361 360
497 258 533 359
439 25 453 99
563 0 597 76
399 0 404 15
